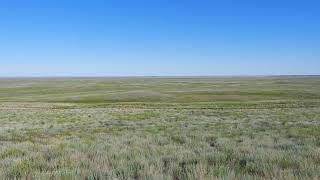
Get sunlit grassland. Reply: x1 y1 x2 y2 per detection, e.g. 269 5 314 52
0 76 319 179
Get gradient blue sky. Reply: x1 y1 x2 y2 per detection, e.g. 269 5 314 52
0 0 319 76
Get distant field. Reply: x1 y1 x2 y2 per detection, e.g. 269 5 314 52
0 76 319 179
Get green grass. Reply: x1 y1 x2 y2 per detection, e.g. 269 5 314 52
0 76 319 179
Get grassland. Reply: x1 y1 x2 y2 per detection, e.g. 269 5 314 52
0 76 319 179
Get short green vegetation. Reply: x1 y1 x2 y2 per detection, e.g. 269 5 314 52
0 76 319 179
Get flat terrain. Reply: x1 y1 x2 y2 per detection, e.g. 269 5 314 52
0 76 319 179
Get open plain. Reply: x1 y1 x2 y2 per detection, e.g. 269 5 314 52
0 76 319 179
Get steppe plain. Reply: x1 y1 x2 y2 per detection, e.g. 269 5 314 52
0 76 319 179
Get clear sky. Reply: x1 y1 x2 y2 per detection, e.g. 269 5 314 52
0 0 319 76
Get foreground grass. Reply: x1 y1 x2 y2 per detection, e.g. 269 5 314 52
0 76 319 179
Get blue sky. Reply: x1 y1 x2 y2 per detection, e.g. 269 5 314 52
0 0 319 76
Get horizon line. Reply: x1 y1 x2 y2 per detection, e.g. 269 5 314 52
0 74 319 79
